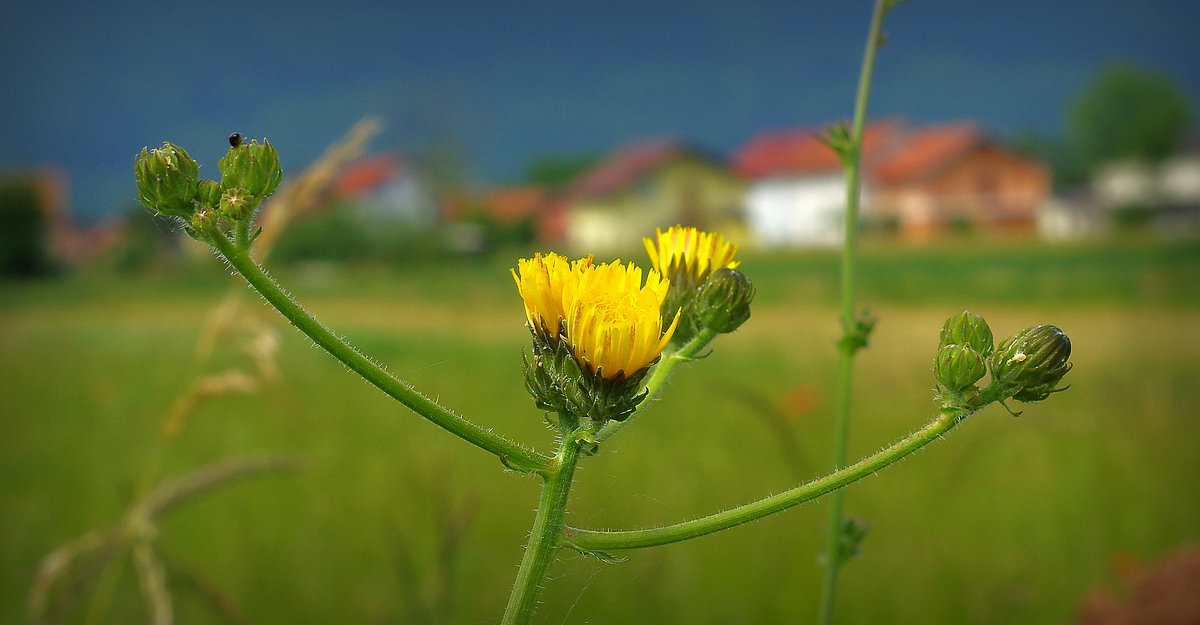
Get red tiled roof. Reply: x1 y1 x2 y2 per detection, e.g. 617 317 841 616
335 154 406 198
731 120 905 179
567 138 686 198
872 122 983 185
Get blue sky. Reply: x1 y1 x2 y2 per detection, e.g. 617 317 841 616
2 0 1198 220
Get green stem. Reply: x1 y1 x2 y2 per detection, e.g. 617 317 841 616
502 438 583 624
207 232 550 472
821 2 889 622
594 328 717 443
564 409 964 551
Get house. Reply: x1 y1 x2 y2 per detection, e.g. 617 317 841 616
733 121 1052 246
870 123 1050 238
559 138 746 254
333 154 437 225
732 121 905 246
1090 145 1200 234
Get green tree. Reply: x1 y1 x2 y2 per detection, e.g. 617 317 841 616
1068 63 1194 171
524 153 601 189
0 176 51 277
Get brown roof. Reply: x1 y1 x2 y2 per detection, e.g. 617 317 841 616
731 120 905 179
872 122 983 185
567 138 688 198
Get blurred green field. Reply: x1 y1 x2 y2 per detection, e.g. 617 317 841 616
2 238 1199 624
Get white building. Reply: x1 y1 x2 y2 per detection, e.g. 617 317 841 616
731 122 902 248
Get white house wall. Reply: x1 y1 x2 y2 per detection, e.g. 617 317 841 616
745 174 858 247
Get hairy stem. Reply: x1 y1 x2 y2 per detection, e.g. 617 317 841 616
502 438 583 624
208 232 550 471
564 409 964 551
594 328 717 443
821 2 889 622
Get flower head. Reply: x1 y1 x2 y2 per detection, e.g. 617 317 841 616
565 259 678 378
514 253 679 425
511 253 593 339
513 253 677 379
643 225 739 290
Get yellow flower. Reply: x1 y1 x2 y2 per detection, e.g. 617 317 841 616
513 254 677 379
643 225 740 288
511 253 593 338
566 260 679 378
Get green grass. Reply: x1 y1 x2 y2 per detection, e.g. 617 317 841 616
2 237 1199 624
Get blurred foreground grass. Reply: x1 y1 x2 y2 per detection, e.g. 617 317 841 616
2 238 1198 624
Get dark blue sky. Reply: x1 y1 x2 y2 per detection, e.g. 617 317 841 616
2 0 1198 221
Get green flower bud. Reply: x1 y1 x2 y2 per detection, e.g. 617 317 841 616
196 179 222 208
220 186 256 221
694 267 755 334
190 207 219 234
939 310 994 357
934 344 987 390
991 325 1072 401
218 139 282 199
134 142 200 217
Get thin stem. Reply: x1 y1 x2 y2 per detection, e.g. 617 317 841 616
564 409 964 551
820 2 889 622
594 328 717 443
207 232 550 472
502 438 583 624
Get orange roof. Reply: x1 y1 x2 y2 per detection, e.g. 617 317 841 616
872 122 983 185
732 120 905 179
334 154 406 198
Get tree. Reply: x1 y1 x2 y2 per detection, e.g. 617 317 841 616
524 153 601 189
0 176 51 277
1068 63 1194 171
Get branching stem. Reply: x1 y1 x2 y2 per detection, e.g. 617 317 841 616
207 232 550 472
564 409 965 551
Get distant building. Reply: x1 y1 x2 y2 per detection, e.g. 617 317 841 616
871 122 1050 239
733 121 1051 246
559 138 746 254
732 121 905 246
333 154 437 225
1090 147 1200 234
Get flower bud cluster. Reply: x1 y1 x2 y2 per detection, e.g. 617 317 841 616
933 310 1073 414
134 135 282 239
934 311 992 392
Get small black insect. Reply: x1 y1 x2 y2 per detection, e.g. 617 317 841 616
228 132 244 147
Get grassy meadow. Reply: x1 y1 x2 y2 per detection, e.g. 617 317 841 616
2 237 1199 624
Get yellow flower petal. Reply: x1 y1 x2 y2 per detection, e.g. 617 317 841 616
513 253 675 379
644 225 740 287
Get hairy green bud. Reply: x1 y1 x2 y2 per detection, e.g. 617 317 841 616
134 142 200 217
694 267 755 334
939 310 994 357
190 206 219 234
196 179 223 208
218 139 282 200
934 344 987 390
220 186 256 221
991 325 1072 401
